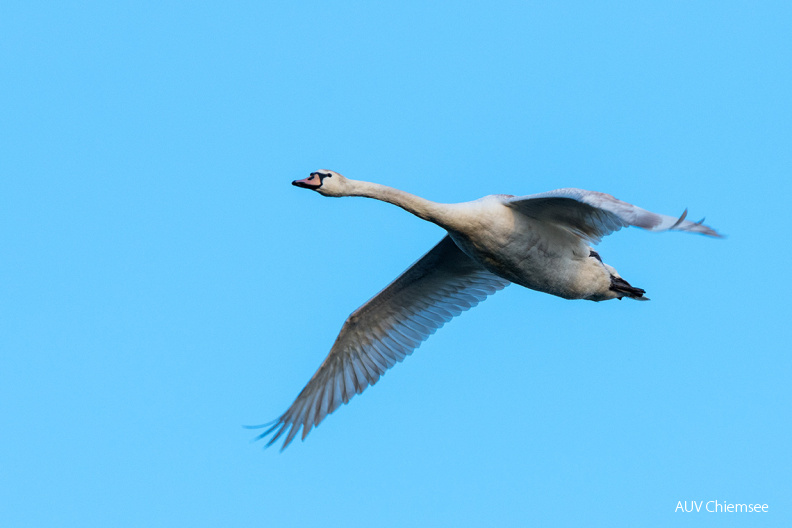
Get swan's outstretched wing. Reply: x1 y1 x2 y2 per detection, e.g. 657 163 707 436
505 188 721 243
252 235 510 450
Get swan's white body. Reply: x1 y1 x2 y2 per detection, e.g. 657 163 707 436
252 171 721 449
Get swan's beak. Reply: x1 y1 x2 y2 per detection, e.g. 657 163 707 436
292 177 321 190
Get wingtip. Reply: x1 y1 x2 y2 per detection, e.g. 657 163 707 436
243 419 290 449
669 208 724 238
697 224 725 238
242 420 278 430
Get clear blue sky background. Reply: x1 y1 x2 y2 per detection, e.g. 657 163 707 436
2 2 790 527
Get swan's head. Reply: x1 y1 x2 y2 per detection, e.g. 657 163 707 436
292 170 349 197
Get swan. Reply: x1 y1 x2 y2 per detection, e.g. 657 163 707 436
251 170 721 449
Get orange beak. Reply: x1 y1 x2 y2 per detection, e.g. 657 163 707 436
292 176 321 189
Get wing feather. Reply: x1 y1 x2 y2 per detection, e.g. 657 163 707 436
505 188 722 243
251 235 510 449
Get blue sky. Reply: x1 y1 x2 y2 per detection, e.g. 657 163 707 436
2 1 790 526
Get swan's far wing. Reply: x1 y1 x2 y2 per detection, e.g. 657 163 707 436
252 236 510 449
505 188 721 243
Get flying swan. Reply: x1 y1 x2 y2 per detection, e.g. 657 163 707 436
251 170 721 449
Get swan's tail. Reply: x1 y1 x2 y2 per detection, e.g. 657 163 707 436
610 276 649 301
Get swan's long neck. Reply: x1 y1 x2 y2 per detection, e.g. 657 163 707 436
345 180 458 230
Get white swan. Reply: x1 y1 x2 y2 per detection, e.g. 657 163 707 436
251 170 721 449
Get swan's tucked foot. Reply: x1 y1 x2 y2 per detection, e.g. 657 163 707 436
609 275 649 301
